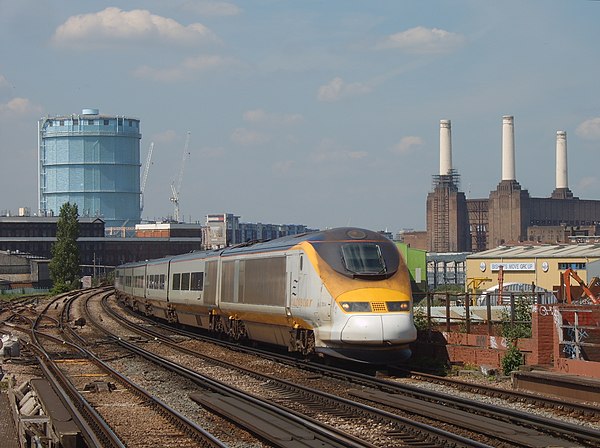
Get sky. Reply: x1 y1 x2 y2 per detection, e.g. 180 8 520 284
1 1 600 233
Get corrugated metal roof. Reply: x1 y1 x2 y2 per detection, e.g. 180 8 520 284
467 244 600 259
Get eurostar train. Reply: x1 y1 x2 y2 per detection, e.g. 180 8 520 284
114 227 417 363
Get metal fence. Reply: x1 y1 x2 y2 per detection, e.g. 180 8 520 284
414 291 549 337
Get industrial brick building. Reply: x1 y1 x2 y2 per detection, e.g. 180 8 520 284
427 116 600 253
0 217 202 273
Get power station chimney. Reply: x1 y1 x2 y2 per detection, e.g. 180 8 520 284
502 115 516 181
439 119 452 175
551 130 573 199
555 131 568 189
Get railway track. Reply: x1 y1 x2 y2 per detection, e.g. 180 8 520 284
85 291 443 447
387 367 600 419
6 288 600 447
6 289 229 448
100 289 600 448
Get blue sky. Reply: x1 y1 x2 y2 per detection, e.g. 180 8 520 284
1 1 600 232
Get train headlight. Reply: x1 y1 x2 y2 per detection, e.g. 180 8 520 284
386 301 411 312
340 302 371 312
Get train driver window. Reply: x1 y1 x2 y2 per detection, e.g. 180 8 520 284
341 243 386 275
172 273 181 290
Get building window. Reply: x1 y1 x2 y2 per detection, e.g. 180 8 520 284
59 120 64 126
88 119 94 125
104 119 109 126
73 119 78 125
558 262 586 270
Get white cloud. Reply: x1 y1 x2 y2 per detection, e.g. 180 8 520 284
311 138 368 163
53 7 217 47
243 109 303 126
317 77 372 102
231 128 270 145
375 26 465 54
183 1 241 16
576 118 600 140
0 97 42 116
391 136 424 155
133 55 233 82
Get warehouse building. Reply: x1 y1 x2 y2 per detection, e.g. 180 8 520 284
465 244 600 296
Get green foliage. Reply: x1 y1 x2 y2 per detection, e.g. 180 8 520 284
92 271 115 287
413 305 429 331
501 344 524 375
49 202 81 294
500 296 532 341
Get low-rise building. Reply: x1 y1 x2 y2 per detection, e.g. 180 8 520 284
466 244 600 296
0 250 50 289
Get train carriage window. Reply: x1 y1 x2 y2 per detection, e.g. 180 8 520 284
160 274 165 290
181 273 190 291
191 272 204 291
172 273 181 290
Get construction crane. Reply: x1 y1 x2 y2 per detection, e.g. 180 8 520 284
140 142 154 213
170 131 191 223
561 268 600 304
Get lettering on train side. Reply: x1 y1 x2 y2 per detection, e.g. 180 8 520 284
291 298 313 307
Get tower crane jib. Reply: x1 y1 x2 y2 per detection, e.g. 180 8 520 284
140 142 154 212
170 131 191 223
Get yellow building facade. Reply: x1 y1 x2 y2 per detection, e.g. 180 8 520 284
465 244 600 294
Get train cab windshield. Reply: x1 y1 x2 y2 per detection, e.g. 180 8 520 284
341 243 386 275
308 229 401 280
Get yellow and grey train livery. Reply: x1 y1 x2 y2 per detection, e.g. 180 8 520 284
115 227 417 363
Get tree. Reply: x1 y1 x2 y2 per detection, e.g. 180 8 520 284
49 202 81 293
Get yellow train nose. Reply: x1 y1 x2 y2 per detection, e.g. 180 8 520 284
336 288 412 313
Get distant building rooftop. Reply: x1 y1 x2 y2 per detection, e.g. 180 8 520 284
467 244 600 259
